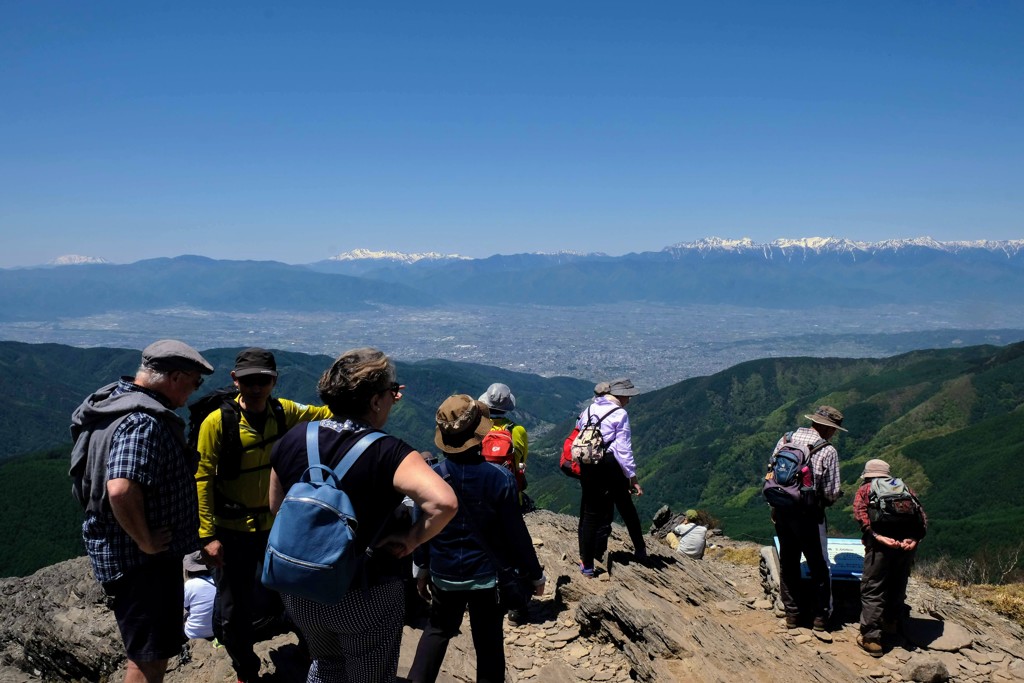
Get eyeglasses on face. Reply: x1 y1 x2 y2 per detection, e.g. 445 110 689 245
180 371 204 390
388 382 404 401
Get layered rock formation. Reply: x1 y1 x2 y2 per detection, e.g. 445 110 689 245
2 511 1022 682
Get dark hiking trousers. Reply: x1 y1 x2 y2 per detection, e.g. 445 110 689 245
609 466 646 556
212 528 280 682
578 457 646 568
408 585 505 683
773 508 832 620
860 543 915 640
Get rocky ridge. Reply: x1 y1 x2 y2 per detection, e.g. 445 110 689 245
1 511 1022 682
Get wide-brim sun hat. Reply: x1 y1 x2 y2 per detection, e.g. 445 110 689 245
804 405 848 432
478 382 516 413
861 459 891 479
434 395 494 454
183 550 207 573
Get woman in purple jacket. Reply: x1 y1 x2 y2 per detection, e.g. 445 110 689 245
577 378 647 576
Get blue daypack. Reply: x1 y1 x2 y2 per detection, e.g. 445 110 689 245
762 432 828 509
261 422 384 604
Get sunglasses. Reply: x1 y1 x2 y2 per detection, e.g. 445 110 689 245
388 382 404 400
239 375 274 387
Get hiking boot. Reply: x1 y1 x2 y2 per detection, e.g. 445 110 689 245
579 563 595 578
857 635 884 658
508 608 527 625
812 616 828 632
784 614 800 629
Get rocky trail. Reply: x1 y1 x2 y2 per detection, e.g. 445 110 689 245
1 510 1022 682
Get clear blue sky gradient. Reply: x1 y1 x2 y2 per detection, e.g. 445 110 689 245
1 2 1021 266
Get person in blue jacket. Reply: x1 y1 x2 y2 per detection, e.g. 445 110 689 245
408 394 546 683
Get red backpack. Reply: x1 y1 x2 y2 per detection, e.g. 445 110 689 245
482 423 525 492
559 427 581 478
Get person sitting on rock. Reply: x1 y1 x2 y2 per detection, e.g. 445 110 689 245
182 552 215 641
673 509 709 560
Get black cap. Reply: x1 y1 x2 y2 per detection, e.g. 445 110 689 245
233 348 278 378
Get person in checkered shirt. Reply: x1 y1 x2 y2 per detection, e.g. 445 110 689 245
72 340 213 683
770 405 846 633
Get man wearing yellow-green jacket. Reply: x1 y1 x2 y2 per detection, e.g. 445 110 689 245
195 348 331 683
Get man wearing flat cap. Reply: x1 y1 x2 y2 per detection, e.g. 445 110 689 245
194 347 332 683
769 405 847 633
70 340 214 683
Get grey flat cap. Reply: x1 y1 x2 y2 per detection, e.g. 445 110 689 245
606 377 639 397
142 339 214 374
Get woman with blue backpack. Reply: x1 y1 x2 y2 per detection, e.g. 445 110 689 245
267 348 457 683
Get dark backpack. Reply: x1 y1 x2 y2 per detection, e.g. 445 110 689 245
482 422 525 492
186 387 287 479
570 407 623 466
762 432 828 509
261 423 385 604
868 477 925 539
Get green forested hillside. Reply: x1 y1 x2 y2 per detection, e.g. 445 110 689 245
4 340 1023 577
0 341 592 461
0 341 591 577
528 342 1024 565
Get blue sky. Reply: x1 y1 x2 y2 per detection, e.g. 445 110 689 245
1 2 1021 267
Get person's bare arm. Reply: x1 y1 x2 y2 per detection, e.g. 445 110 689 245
107 477 171 554
378 452 457 558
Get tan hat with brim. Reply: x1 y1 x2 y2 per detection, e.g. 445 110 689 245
804 405 848 432
861 459 891 479
435 395 494 454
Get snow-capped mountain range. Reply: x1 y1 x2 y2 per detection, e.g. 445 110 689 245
328 249 469 264
666 236 1024 257
49 255 109 266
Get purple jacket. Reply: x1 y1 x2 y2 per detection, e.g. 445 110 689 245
576 396 637 479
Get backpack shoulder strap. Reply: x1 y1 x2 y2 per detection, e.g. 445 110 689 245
219 401 244 455
303 423 386 485
807 438 830 455
270 397 287 435
330 429 387 481
593 406 623 426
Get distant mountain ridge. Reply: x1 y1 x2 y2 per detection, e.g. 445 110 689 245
4 237 1024 319
665 236 1024 258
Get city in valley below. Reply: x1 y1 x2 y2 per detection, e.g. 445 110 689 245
3 302 1024 390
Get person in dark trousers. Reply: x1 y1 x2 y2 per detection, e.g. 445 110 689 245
195 348 333 683
72 340 214 683
577 378 647 577
408 395 546 683
853 458 927 657
770 405 845 632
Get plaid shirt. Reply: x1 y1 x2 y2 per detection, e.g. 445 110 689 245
82 380 200 583
773 426 841 504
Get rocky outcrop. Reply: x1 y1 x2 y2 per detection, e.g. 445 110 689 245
2 511 1024 682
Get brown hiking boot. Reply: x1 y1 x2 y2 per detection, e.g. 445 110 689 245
857 635 884 658
812 616 828 632
784 614 799 629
